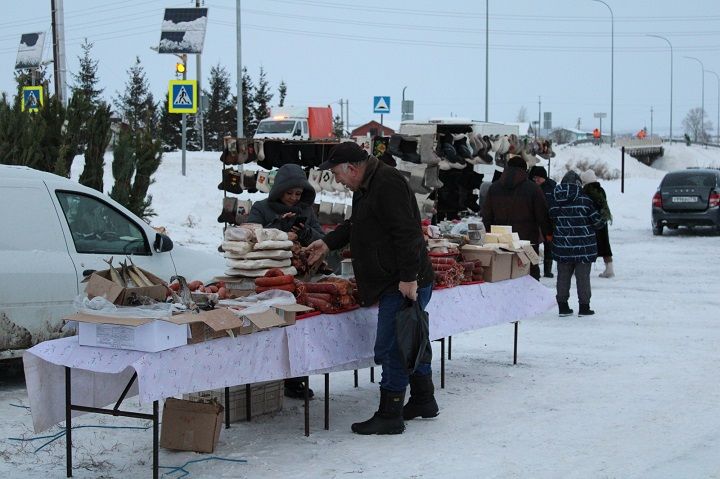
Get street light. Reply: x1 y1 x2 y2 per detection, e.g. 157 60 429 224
647 34 673 141
684 56 705 142
706 70 720 144
485 0 489 122
592 0 613 146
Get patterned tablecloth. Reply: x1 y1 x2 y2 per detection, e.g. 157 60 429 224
24 275 554 432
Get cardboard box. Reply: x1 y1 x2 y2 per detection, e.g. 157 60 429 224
84 268 167 306
74 314 188 352
185 381 283 423
510 251 531 278
461 245 513 282
160 398 223 453
179 303 312 344
490 225 513 234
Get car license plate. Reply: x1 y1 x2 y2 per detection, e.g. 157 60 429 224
671 196 697 203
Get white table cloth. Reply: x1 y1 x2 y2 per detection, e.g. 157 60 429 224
24 276 554 432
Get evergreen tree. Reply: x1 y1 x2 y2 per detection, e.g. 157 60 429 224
130 127 162 218
241 66 255 138
110 129 134 206
71 39 103 105
78 102 112 192
278 80 287 107
14 67 49 99
203 63 236 150
158 96 182 151
110 57 162 219
114 57 157 132
251 66 273 134
333 114 344 138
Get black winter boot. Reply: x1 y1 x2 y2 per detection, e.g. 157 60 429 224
351 389 405 435
578 304 595 317
558 301 573 317
403 374 439 420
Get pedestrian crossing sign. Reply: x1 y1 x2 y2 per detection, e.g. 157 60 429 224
21 86 43 112
168 80 197 113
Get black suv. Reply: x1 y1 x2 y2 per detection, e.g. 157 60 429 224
651 168 720 235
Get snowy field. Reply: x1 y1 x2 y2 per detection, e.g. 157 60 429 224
1 143 720 478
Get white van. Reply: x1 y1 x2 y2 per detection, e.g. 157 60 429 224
0 165 225 360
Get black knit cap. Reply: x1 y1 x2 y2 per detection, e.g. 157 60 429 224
318 142 369 170
528 165 548 180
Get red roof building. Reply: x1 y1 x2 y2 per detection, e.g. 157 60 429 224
350 120 395 138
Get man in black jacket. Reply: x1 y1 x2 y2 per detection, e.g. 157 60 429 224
529 166 557 278
307 142 436 435
482 156 552 280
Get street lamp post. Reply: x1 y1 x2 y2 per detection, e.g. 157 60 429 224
402 85 407 121
647 34 673 141
684 56 705 142
592 0 613 146
485 0 489 122
706 70 720 145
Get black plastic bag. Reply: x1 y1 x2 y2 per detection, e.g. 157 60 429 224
395 300 431 374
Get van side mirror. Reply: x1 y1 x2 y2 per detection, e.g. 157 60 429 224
154 233 174 253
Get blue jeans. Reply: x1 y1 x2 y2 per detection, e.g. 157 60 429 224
375 284 433 392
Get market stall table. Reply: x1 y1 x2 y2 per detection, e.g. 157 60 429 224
23 275 554 478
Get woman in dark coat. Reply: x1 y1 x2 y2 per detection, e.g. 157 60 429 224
247 164 324 398
247 164 324 247
580 170 614 278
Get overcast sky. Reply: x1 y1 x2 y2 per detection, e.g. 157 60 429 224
2 0 720 136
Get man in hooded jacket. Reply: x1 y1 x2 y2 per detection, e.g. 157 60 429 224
548 171 605 317
529 166 557 278
482 156 552 280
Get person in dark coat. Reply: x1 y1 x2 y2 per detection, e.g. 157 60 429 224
247 164 324 399
307 142 436 436
548 171 605 317
529 165 557 278
247 164 324 247
482 156 552 280
580 170 614 278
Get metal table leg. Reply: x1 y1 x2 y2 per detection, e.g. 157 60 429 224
353 369 358 388
304 376 310 436
246 384 252 421
448 335 452 360
225 387 230 428
370 367 375 383
513 321 519 365
324 373 330 430
65 367 72 477
440 338 445 389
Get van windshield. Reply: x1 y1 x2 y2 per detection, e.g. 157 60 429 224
662 172 717 188
256 120 296 134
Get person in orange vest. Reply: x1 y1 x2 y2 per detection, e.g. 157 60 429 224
636 128 647 139
592 128 601 144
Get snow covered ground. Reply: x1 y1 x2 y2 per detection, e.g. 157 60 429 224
1 143 719 478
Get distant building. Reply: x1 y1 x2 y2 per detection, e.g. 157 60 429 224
506 122 533 137
550 127 593 144
350 120 395 138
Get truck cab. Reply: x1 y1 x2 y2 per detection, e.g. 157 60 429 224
254 116 309 141
0 165 225 360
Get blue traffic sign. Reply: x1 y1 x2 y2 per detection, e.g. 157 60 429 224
22 86 43 112
168 80 197 113
373 96 391 114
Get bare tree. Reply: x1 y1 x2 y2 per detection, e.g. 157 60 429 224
683 107 713 142
516 106 528 123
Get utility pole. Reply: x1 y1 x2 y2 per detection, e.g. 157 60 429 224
538 96 542 138
339 98 344 136
484 0 489 122
196 0 205 150
650 106 654 138
345 99 350 136
236 0 244 139
50 0 67 106
181 54 188 176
